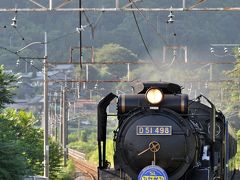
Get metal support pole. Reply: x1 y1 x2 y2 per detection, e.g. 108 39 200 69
79 0 82 68
116 0 120 9
77 82 80 98
163 46 166 63
63 88 67 166
184 46 188 63
91 46 94 63
54 97 58 141
78 117 80 141
43 32 49 179
90 89 93 100
73 102 76 115
183 0 186 9
86 64 89 81
49 98 53 137
127 63 130 81
25 61 28 73
210 64 213 81
65 74 67 87
49 0 52 10
60 86 63 144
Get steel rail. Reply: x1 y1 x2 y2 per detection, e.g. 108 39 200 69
68 148 97 180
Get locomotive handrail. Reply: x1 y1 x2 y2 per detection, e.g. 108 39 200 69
97 93 117 169
198 94 216 178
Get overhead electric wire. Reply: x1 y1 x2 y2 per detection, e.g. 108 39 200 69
129 0 168 45
0 46 70 92
13 27 25 41
129 1 178 71
131 9 154 61
83 11 103 39
128 0 161 71
46 31 78 44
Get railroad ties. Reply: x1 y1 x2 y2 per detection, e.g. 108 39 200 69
68 148 98 180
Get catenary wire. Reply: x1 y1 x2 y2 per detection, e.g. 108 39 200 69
129 0 168 45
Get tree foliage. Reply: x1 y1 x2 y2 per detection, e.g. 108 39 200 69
0 141 29 180
0 109 63 179
0 65 17 110
222 56 240 123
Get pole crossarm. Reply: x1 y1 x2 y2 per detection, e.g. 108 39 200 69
1 7 240 12
49 61 148 65
47 79 240 83
210 44 240 47
48 60 235 65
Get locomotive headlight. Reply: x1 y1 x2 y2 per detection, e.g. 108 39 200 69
146 88 163 105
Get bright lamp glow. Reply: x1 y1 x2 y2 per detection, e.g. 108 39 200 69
146 88 163 104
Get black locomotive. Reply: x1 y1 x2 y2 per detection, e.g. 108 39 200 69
97 82 237 180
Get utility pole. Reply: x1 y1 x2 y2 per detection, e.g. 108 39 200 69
127 63 130 81
60 86 63 145
79 0 82 68
63 87 68 166
54 94 58 141
43 32 49 178
162 46 188 63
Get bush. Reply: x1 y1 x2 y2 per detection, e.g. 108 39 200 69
57 159 75 180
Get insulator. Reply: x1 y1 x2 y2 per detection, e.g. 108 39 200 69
11 22 17 28
16 59 20 66
11 16 17 28
168 11 175 18
205 83 208 89
167 17 174 23
224 47 228 53
12 16 17 21
210 47 214 53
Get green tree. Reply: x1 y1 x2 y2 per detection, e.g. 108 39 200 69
0 141 29 180
94 43 138 91
0 65 17 110
1 109 43 175
0 109 63 179
222 57 240 124
206 52 240 127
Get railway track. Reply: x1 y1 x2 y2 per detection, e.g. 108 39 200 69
68 148 98 180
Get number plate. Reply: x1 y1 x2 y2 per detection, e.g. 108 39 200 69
136 126 172 135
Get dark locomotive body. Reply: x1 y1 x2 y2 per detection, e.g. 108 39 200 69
97 82 237 180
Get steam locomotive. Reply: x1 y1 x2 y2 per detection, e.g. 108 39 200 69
97 82 237 180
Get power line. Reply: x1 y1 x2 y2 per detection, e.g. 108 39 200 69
128 1 184 70
47 31 78 44
0 45 68 92
130 0 168 45
131 7 153 61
